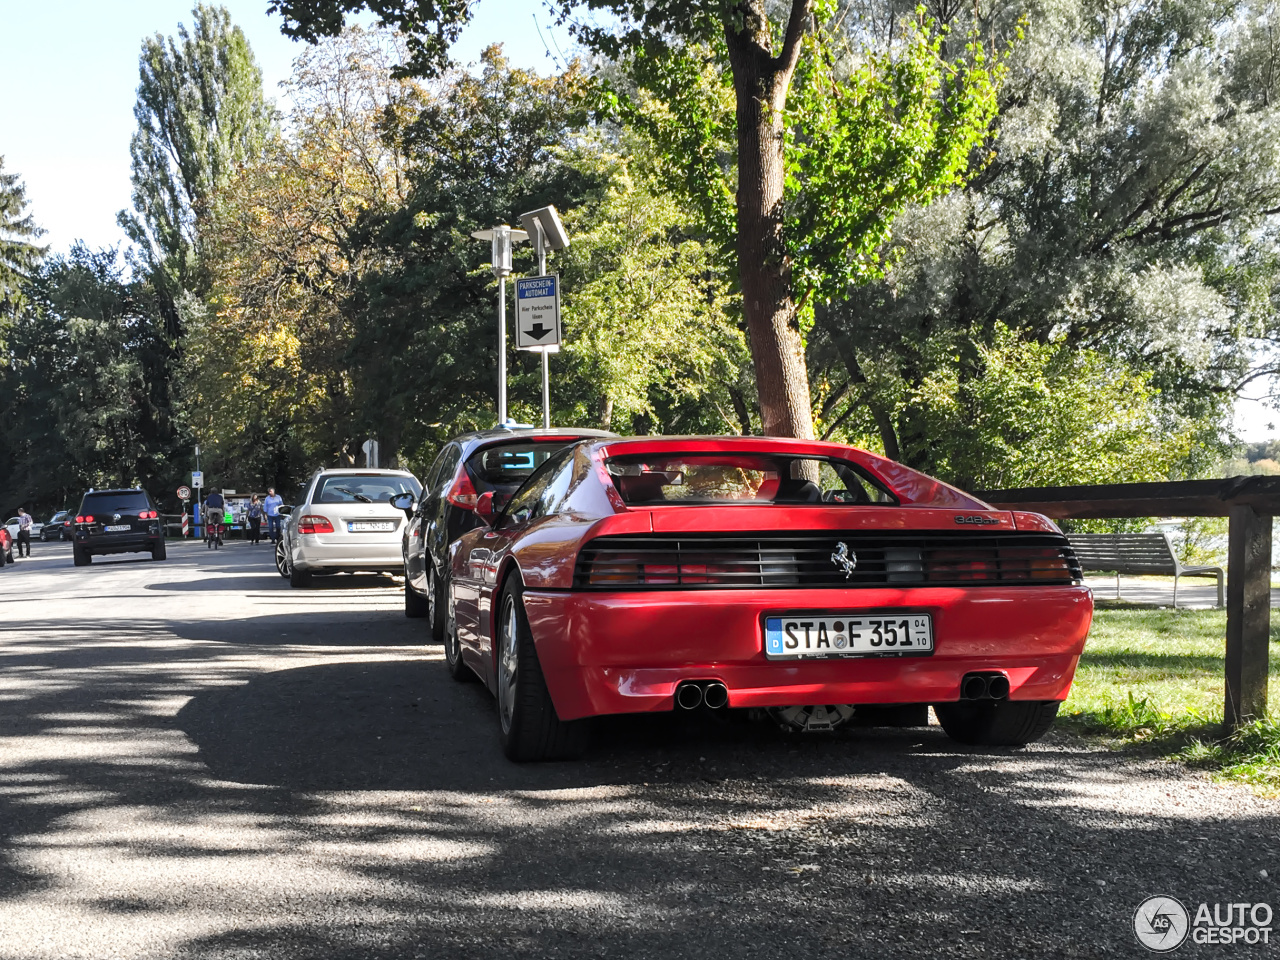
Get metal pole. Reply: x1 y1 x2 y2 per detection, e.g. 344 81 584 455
498 275 507 424
534 222 551 429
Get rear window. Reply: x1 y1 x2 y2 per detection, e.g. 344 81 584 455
80 491 151 514
314 474 421 504
605 455 896 505
467 440 584 494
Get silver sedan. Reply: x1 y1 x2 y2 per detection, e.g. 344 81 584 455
275 469 422 587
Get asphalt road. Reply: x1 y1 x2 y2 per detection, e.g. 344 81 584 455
2 541 1279 958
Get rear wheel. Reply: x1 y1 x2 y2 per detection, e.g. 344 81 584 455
274 539 290 579
289 563 312 588
495 578 590 761
73 546 90 567
933 700 1060 746
152 540 167 561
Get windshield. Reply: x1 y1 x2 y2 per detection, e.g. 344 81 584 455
467 440 585 494
315 474 421 504
79 492 151 515
606 455 896 505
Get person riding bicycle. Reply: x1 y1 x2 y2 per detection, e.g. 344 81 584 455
204 489 226 545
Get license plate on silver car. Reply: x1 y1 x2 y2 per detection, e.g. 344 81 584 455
348 521 395 532
103 524 131 532
764 613 933 659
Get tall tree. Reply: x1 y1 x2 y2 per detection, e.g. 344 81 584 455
268 0 1002 440
0 157 46 321
809 0 1280 478
119 3 276 329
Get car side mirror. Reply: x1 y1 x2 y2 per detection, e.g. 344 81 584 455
474 491 497 526
389 492 416 518
278 505 293 516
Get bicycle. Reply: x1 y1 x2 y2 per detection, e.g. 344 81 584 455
205 517 224 549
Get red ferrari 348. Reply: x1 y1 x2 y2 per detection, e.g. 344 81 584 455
445 436 1092 761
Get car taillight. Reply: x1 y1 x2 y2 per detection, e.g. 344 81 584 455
298 515 335 535
446 471 480 509
76 515 93 524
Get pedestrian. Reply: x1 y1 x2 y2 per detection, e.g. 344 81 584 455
247 495 263 545
264 487 284 542
15 507 32 558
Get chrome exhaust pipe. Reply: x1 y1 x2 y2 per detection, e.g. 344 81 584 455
675 682 704 710
961 674 989 700
702 682 729 710
986 674 1010 700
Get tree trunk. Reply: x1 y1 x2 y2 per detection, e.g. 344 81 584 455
725 2 815 441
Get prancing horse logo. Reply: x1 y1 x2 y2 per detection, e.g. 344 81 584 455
831 542 857 578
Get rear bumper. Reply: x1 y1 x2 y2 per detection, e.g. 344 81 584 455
76 532 161 555
522 586 1093 721
294 536 404 572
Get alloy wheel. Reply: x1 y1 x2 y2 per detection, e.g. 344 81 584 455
275 538 289 577
425 565 438 632
497 594 520 733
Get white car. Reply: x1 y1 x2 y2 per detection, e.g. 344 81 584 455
275 468 422 587
4 517 43 540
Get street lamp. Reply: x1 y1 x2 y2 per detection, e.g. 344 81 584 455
470 223 529 425
518 205 570 429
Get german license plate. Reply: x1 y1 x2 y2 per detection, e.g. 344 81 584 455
348 521 395 532
103 524 131 532
764 613 933 659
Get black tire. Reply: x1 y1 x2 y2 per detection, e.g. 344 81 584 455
933 700 1060 746
39 529 47 542
0 545 6 568
495 577 590 761
73 546 91 567
289 563 312 588
274 539 290 579
404 579 430 619
152 540 167 561
426 563 447 643
443 599 475 683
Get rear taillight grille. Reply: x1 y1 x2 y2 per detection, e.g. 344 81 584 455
574 533 1081 589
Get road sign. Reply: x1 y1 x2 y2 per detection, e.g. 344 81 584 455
191 471 204 489
177 485 191 500
515 275 561 349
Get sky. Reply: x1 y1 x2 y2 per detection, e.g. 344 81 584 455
0 0 571 254
0 1 1275 444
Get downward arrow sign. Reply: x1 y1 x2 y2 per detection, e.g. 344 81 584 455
525 322 553 341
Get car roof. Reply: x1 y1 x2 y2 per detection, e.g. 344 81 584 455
309 468 417 476
82 488 147 494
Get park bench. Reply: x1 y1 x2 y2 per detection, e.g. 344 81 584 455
1065 532 1223 608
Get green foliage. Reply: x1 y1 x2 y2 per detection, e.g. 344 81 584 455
0 157 45 323
830 324 1205 490
812 0 1276 473
119 3 276 303
556 143 752 434
0 247 183 511
608 10 1004 313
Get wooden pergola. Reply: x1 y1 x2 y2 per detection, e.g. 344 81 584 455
976 477 1280 730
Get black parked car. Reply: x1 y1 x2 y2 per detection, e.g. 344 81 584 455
393 426 614 637
72 489 166 565
40 510 72 541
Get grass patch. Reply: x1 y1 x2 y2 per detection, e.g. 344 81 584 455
1061 608 1280 791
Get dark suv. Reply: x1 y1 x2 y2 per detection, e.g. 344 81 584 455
396 426 614 637
73 489 166 566
41 510 72 541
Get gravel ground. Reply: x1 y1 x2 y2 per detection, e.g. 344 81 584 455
1 541 1278 958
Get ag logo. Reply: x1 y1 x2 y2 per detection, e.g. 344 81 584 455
1134 896 1189 952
